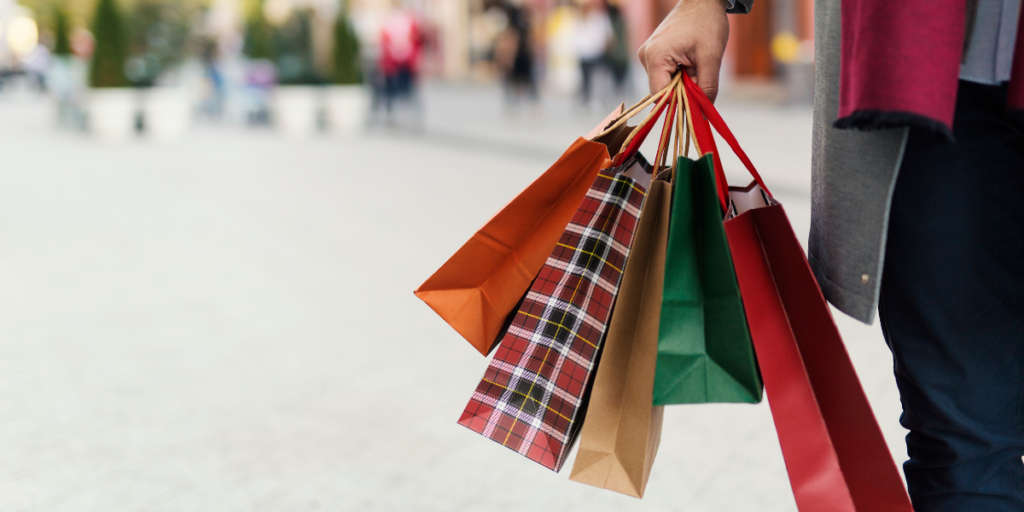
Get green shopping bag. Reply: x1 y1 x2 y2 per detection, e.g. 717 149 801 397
652 154 763 405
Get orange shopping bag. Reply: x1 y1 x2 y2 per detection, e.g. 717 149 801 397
416 108 628 355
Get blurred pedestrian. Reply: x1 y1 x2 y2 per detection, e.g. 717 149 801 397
379 6 424 120
493 0 537 114
244 59 275 125
573 0 612 106
348 3 386 123
604 0 629 99
639 0 1024 511
200 38 226 119
23 43 52 92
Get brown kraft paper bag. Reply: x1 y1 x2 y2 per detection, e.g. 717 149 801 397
569 178 670 498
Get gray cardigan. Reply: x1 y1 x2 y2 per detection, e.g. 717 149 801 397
808 0 907 324
726 0 905 323
731 0 1015 323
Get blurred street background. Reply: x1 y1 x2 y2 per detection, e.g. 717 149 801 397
0 0 899 511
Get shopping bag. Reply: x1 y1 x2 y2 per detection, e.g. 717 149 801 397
415 107 624 355
681 72 914 512
459 155 653 470
569 91 685 494
568 178 671 498
459 76 681 470
652 80 762 405
727 200 912 512
573 89 684 495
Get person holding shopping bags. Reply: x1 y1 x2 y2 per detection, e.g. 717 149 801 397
639 0 1024 511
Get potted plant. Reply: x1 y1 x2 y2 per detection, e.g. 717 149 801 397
54 7 72 57
325 5 367 134
87 0 136 141
270 8 322 137
127 0 194 142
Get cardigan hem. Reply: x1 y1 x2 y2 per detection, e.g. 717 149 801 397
809 254 877 325
834 110 954 142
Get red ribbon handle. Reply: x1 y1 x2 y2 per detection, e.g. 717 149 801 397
613 89 675 167
680 79 729 211
680 73 772 200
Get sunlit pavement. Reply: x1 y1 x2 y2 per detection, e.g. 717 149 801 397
0 83 904 511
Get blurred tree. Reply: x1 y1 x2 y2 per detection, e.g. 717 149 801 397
273 9 319 85
124 0 193 86
21 0 205 44
243 0 273 60
89 0 130 88
53 5 72 56
332 6 361 85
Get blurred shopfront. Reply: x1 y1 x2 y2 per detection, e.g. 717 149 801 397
429 0 814 97
0 0 812 102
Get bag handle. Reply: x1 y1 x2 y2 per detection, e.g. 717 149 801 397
653 87 679 176
595 73 684 167
600 93 652 132
594 72 680 141
678 78 730 211
675 82 691 164
664 81 691 182
680 73 772 199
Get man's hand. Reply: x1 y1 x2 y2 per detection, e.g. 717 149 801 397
638 0 730 101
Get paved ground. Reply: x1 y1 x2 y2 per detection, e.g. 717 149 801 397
0 83 906 511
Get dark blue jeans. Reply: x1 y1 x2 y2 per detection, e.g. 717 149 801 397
880 81 1024 512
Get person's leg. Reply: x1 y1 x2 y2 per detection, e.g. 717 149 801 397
399 66 414 100
579 58 595 104
383 72 396 113
611 62 628 97
880 81 1024 512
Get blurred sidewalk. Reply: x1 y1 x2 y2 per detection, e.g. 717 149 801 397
0 84 903 512
418 82 816 199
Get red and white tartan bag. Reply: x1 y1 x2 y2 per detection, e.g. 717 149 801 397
458 154 653 470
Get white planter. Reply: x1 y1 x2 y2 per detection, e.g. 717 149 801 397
272 85 320 137
47 57 87 128
325 85 368 134
87 88 138 142
143 87 191 142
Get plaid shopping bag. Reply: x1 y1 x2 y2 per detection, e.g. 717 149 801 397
459 154 652 471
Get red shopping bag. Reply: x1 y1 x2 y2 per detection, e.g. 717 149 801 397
680 73 914 512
